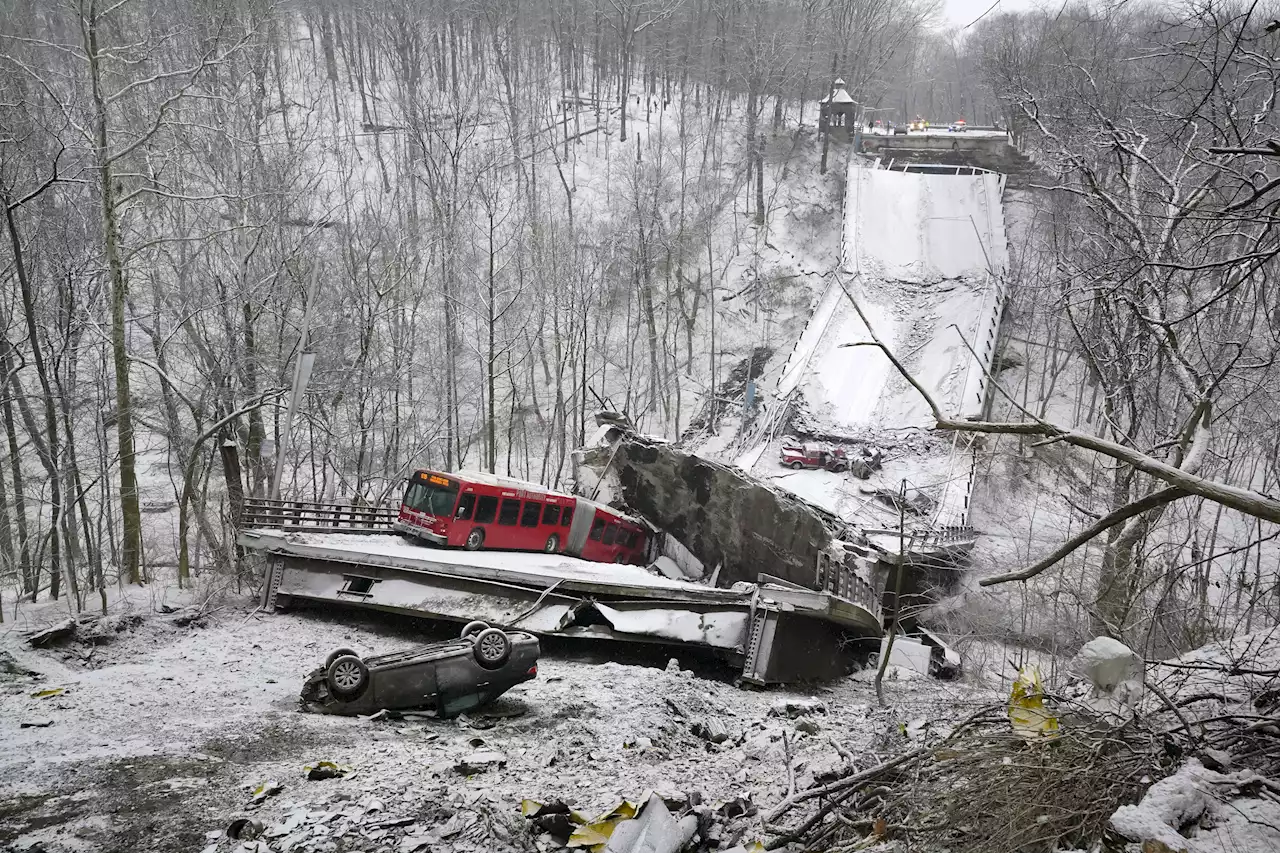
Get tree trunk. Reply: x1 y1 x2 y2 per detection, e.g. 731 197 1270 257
87 10 143 585
3 202 64 601
220 440 245 585
2 350 35 599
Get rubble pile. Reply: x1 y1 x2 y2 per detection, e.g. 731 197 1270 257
193 656 974 853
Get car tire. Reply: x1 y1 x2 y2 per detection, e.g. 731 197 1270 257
544 534 560 553
464 528 485 551
472 628 512 670
326 654 369 700
325 647 360 669
460 620 490 639
790 461 804 470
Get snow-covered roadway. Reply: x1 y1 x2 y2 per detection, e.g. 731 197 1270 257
742 161 1008 532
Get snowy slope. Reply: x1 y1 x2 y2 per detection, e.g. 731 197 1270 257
739 161 1009 533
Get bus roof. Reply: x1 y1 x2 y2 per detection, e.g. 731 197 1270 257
413 469 649 527
418 469 562 496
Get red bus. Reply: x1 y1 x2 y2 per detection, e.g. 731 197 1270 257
394 470 650 565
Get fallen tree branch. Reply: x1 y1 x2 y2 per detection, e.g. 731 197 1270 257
979 487 1189 586
834 276 1280 525
765 706 1002 829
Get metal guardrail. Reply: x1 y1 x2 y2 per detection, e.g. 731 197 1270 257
240 498 397 533
816 551 883 620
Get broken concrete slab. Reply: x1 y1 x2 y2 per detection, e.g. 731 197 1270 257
692 718 731 744
453 750 506 774
578 438 842 589
768 698 827 718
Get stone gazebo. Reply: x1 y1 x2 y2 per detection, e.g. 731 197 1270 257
819 79 856 129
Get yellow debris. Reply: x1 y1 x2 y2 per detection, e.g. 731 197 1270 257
1008 665 1059 741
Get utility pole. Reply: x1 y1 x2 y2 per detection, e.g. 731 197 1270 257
875 478 909 706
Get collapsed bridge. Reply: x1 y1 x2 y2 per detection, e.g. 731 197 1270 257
240 497 883 685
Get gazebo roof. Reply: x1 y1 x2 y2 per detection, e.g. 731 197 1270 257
820 80 855 105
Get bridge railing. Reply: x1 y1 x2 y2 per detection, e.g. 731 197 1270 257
817 550 883 620
240 498 397 533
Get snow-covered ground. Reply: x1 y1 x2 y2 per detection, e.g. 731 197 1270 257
0 593 989 853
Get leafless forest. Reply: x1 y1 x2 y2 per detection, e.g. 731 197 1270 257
0 0 972 609
1 0 1279 659
4 1 1280 852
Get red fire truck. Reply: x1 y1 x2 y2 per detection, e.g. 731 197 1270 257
394 470 650 565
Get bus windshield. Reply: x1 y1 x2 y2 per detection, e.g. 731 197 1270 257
403 479 460 517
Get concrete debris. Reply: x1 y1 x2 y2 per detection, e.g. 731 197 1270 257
246 780 283 806
716 795 757 820
437 809 479 838
454 749 507 774
578 438 842 588
692 718 731 744
768 698 827 718
794 718 821 735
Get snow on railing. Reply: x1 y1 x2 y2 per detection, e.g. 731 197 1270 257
240 498 397 533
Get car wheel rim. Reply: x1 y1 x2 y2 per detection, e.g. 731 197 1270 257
480 634 504 661
546 538 556 552
333 662 362 690
469 532 481 547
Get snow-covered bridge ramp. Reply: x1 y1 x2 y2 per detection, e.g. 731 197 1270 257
742 161 1008 540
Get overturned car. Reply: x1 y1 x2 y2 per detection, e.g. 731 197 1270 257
300 621 539 718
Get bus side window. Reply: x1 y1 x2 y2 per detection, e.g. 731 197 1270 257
456 493 476 520
498 498 521 526
542 503 560 525
475 495 498 524
588 517 605 541
561 507 574 527
602 524 619 545
521 501 543 527
625 530 639 548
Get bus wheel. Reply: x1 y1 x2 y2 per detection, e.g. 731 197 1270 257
544 534 560 553
464 528 485 551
